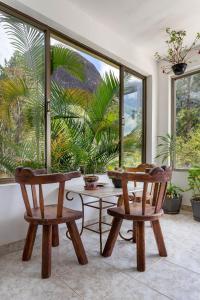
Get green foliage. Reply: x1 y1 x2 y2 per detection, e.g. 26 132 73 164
51 71 119 174
155 133 176 168
155 27 200 73
176 127 200 168
166 183 184 198
175 72 200 168
0 14 141 177
51 45 85 81
188 167 200 199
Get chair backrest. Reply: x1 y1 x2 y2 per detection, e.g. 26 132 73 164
107 166 172 215
15 167 81 218
126 163 155 173
126 163 156 190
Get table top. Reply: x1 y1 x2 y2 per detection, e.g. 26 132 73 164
65 176 143 199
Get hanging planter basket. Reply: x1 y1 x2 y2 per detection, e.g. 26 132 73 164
172 63 187 76
155 28 200 76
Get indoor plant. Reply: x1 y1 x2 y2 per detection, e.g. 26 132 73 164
156 133 183 214
108 167 124 188
155 28 200 75
163 183 184 214
188 167 200 221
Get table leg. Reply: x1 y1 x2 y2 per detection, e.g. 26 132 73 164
99 198 103 255
65 192 85 239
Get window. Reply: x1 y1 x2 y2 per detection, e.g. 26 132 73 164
0 11 45 180
123 71 144 166
50 36 119 173
0 3 146 182
172 71 200 169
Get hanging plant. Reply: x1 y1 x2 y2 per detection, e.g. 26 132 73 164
155 28 200 75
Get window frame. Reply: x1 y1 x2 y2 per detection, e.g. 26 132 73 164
171 69 200 171
0 1 147 183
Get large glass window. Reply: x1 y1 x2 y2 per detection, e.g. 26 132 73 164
0 11 45 179
173 71 200 168
0 4 146 182
123 71 143 166
50 36 119 174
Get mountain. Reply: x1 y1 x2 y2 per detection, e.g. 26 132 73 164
52 52 102 93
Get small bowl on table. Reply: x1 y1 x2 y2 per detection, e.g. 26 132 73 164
83 175 99 190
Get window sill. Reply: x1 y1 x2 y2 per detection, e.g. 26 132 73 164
173 169 189 172
0 178 16 185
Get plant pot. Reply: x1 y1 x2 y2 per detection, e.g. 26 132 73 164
172 63 187 75
83 175 99 190
191 197 200 221
111 178 122 188
163 195 182 214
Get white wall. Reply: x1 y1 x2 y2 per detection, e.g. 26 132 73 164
157 50 200 206
0 0 158 245
0 176 114 246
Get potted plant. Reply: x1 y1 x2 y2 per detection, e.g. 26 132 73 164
163 183 184 214
188 167 200 221
83 174 99 190
108 167 124 188
156 133 183 214
155 28 200 75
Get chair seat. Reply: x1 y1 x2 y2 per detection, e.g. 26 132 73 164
24 204 83 225
107 202 163 221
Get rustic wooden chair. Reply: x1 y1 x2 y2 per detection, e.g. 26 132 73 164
103 166 172 272
15 167 88 278
126 163 155 203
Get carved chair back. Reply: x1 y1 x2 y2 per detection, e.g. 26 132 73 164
108 167 172 215
126 163 155 191
15 167 81 219
125 163 155 173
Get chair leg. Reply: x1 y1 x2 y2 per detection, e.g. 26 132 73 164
66 221 88 265
102 217 123 257
22 223 38 261
42 225 52 279
151 220 167 257
132 221 136 243
52 224 59 247
136 221 145 272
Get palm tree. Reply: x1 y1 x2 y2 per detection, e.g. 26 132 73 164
51 72 119 173
0 13 120 175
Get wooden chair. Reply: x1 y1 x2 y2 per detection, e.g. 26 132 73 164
15 167 88 278
126 163 155 203
103 166 172 272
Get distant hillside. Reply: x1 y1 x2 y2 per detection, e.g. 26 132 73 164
52 53 102 93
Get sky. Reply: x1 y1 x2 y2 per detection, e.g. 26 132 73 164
0 22 14 66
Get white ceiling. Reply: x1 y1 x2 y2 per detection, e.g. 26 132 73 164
68 0 200 55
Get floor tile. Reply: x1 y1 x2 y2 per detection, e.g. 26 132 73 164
136 260 200 300
0 212 200 300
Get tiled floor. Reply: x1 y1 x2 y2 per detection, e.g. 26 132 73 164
0 211 200 300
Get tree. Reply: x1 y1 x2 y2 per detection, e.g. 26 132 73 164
0 14 119 176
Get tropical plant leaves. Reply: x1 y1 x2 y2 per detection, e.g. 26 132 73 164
51 45 85 82
1 14 45 81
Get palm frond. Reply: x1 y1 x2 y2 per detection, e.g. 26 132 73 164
51 45 85 81
1 14 44 81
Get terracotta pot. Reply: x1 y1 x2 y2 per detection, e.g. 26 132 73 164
84 175 99 190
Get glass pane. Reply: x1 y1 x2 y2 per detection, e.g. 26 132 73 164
123 72 143 167
175 73 200 168
0 12 45 179
50 36 119 174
